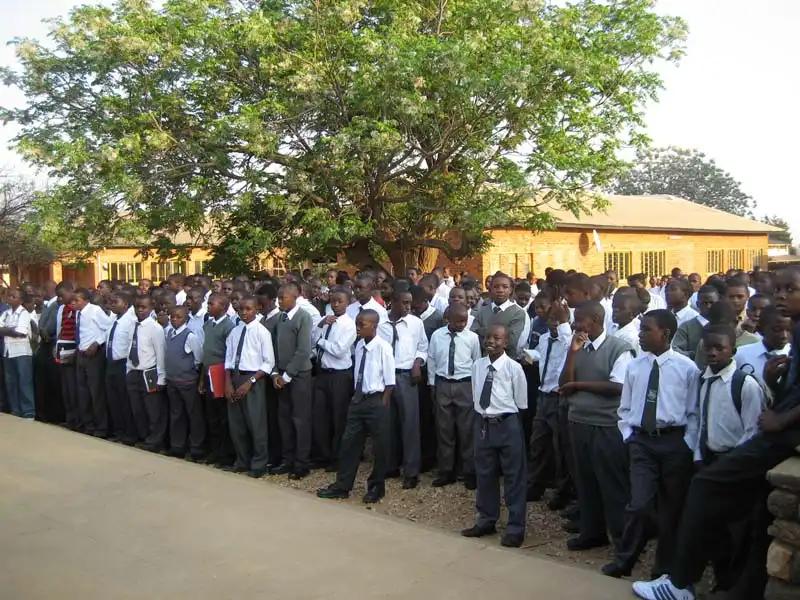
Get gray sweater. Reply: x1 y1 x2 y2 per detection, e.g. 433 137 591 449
202 316 235 366
471 302 526 358
275 309 313 376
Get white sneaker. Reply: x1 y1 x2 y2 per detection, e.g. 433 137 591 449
632 576 694 600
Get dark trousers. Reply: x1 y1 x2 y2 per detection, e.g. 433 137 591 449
34 343 63 423
228 376 269 472
434 377 474 475
614 430 693 576
419 366 438 472
474 413 527 537
167 379 205 456
570 421 630 546
521 364 540 456
336 393 389 492
76 349 107 436
4 356 35 418
60 361 80 428
204 392 235 465
312 369 353 465
265 381 281 466
278 369 313 470
527 392 560 495
105 359 135 442
388 371 421 477
126 370 167 448
670 428 800 591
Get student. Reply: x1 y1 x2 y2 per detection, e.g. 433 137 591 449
317 309 395 503
420 274 449 315
427 304 481 489
672 284 719 361
378 288 428 488
694 300 760 371
346 274 388 321
184 287 207 343
526 301 573 503
471 272 526 358
411 284 444 339
665 278 699 326
297 281 323 328
514 281 535 356
726 277 751 323
104 290 137 444
34 280 62 424
74 287 112 437
224 296 275 477
254 283 282 466
271 282 314 479
735 306 792 386
449 286 475 329
741 293 772 335
528 292 552 350
589 275 615 333
138 278 153 297
610 290 642 356
54 282 81 430
0 290 34 419
156 291 176 329
165 306 205 460
312 286 357 470
461 324 528 548
168 274 187 307
127 295 167 451
559 300 634 551
199 292 237 467
605 310 699 579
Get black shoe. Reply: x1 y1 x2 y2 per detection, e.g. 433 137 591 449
141 443 162 453
269 463 292 475
107 435 121 443
248 469 268 478
317 485 349 500
222 465 249 474
288 469 310 480
402 476 419 490
432 473 456 487
166 448 185 459
121 438 137 447
463 474 477 491
566 536 609 551
203 453 221 465
325 463 338 473
362 485 385 504
560 506 579 520
526 487 545 502
500 533 524 548
461 524 497 538
601 561 632 578
385 469 401 479
562 520 580 534
547 496 571 511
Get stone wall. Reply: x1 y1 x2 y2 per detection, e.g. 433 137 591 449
766 457 800 599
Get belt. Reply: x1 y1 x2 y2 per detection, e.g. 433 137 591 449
319 367 351 374
482 412 517 424
632 425 686 437
395 368 412 373
539 390 559 397
437 375 471 383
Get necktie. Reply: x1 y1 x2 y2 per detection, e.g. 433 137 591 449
76 311 82 348
448 331 457 376
317 323 333 364
479 364 495 410
389 321 399 355
492 305 501 315
353 345 368 401
129 322 140 367
699 375 721 462
540 335 555 390
234 327 247 375
585 343 595 353
640 360 660 434
281 312 288 322
106 320 118 360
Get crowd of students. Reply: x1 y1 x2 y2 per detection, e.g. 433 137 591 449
1 262 798 600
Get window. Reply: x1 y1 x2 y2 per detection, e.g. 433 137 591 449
516 254 533 279
259 257 286 277
498 254 517 278
108 262 142 283
150 261 186 282
192 261 209 275
747 249 763 270
640 251 666 279
727 249 745 271
603 251 632 279
706 250 724 274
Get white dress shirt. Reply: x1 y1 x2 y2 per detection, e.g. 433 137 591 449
645 293 667 312
689 291 699 312
697 360 765 460
673 305 700 327
0 306 32 358
224 318 276 374
127 317 167 386
471 353 528 416
517 312 532 354
313 313 357 370
430 294 449 315
735 340 792 385
377 313 428 370
427 326 481 385
175 290 187 307
354 336 396 394
436 280 452 300
617 349 700 448
262 307 281 322
346 298 388 322
611 319 641 356
536 323 572 393
584 330 635 384
418 305 437 322
600 297 615 334
76 303 112 351
187 308 207 347
105 307 137 361
298 296 323 328
167 324 203 366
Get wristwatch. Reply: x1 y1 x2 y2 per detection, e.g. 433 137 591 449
249 376 257 384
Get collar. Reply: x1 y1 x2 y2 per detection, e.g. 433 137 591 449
615 319 639 333
647 348 675 367
585 329 608 351
761 341 792 357
703 360 737 382
190 308 206 319
211 314 229 325
117 306 135 320
492 299 514 312
488 352 509 369
265 307 280 320
696 315 709 327
362 336 380 351
418 304 436 321
44 297 57 307
284 305 300 320
674 305 692 316
242 318 259 328
172 324 188 336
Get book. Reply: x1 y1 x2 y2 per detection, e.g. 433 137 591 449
55 340 77 364
207 363 226 399
143 367 159 393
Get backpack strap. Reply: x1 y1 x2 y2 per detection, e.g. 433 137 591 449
730 369 752 416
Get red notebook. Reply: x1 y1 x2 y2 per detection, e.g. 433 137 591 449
208 363 226 399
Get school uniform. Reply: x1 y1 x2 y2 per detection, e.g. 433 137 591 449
612 349 700 577
427 326 481 479
671 315 708 361
126 317 167 449
734 339 791 385
56 304 80 429
202 315 236 465
378 313 428 480
470 300 527 359
274 305 314 473
165 324 205 458
260 307 282 464
526 323 572 499
611 319 641 356
175 289 187 307
418 304 444 340
297 296 323 328
76 302 112 436
104 307 137 443
568 331 634 547
225 319 275 473
673 304 700 327
417 304 444 472
644 292 667 312
0 305 35 418
312 313 357 466
34 296 62 423
334 336 395 493
600 297 615 334
187 308 207 347
694 328 761 371
345 298 387 322
470 353 528 538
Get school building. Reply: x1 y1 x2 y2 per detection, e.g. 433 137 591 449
441 194 779 282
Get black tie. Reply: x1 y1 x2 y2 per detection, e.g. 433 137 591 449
353 346 368 402
640 360 660 434
281 312 288 322
106 320 119 360
448 331 457 376
540 335 555 391
129 322 140 367
479 364 495 410
317 323 333 364
76 311 82 348
699 375 721 463
389 321 399 354
234 327 247 375
492 306 501 315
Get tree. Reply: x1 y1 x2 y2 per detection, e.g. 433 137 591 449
2 0 687 274
612 147 755 217
763 215 793 247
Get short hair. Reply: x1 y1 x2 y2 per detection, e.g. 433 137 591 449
409 284 428 304
419 274 439 288
707 299 737 325
490 271 514 288
697 284 721 297
667 278 693 297
354 273 376 288
207 291 230 307
299 281 312 298
488 323 509 338
357 308 380 326
703 324 736 349
642 309 678 341
564 273 591 295
135 295 154 307
726 276 749 291
447 303 468 319
515 281 532 295
75 288 91 301
391 286 412 302
56 281 75 292
280 281 301 295
328 285 350 299
170 305 189 316
635 287 651 308
574 299 605 322
760 305 786 329
391 279 410 295
20 292 33 305
255 283 278 300
167 273 185 284
240 294 258 307
111 290 134 306
748 293 772 309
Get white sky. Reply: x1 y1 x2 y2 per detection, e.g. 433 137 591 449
0 0 798 236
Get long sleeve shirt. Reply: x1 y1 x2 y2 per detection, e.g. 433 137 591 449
312 314 357 370
427 326 481 385
611 319 642 357
127 317 167 386
76 303 112 351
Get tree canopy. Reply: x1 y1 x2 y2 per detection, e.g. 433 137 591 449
2 0 687 275
763 215 793 248
612 146 755 217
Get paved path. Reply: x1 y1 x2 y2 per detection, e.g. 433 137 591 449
0 415 631 599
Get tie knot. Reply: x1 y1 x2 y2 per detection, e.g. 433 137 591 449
281 313 288 322
449 331 457 338
488 364 496 373
492 306 501 314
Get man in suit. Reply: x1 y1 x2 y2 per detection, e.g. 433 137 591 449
471 271 526 358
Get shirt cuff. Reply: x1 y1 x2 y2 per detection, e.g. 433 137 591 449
282 372 293 383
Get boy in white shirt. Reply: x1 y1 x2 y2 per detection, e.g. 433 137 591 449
666 279 699 327
735 306 792 385
611 291 642 356
105 290 137 444
0 289 34 419
74 287 112 437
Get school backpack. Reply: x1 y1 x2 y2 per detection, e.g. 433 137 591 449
699 369 756 417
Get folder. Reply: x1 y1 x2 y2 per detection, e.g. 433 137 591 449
208 363 226 399
143 367 159 393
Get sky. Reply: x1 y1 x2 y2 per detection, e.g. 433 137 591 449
0 0 798 236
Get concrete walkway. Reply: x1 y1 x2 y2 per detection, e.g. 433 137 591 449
0 415 631 599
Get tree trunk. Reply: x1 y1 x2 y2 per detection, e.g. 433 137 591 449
343 239 381 271
385 245 440 276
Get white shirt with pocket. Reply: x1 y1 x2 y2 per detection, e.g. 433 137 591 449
0 306 33 358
